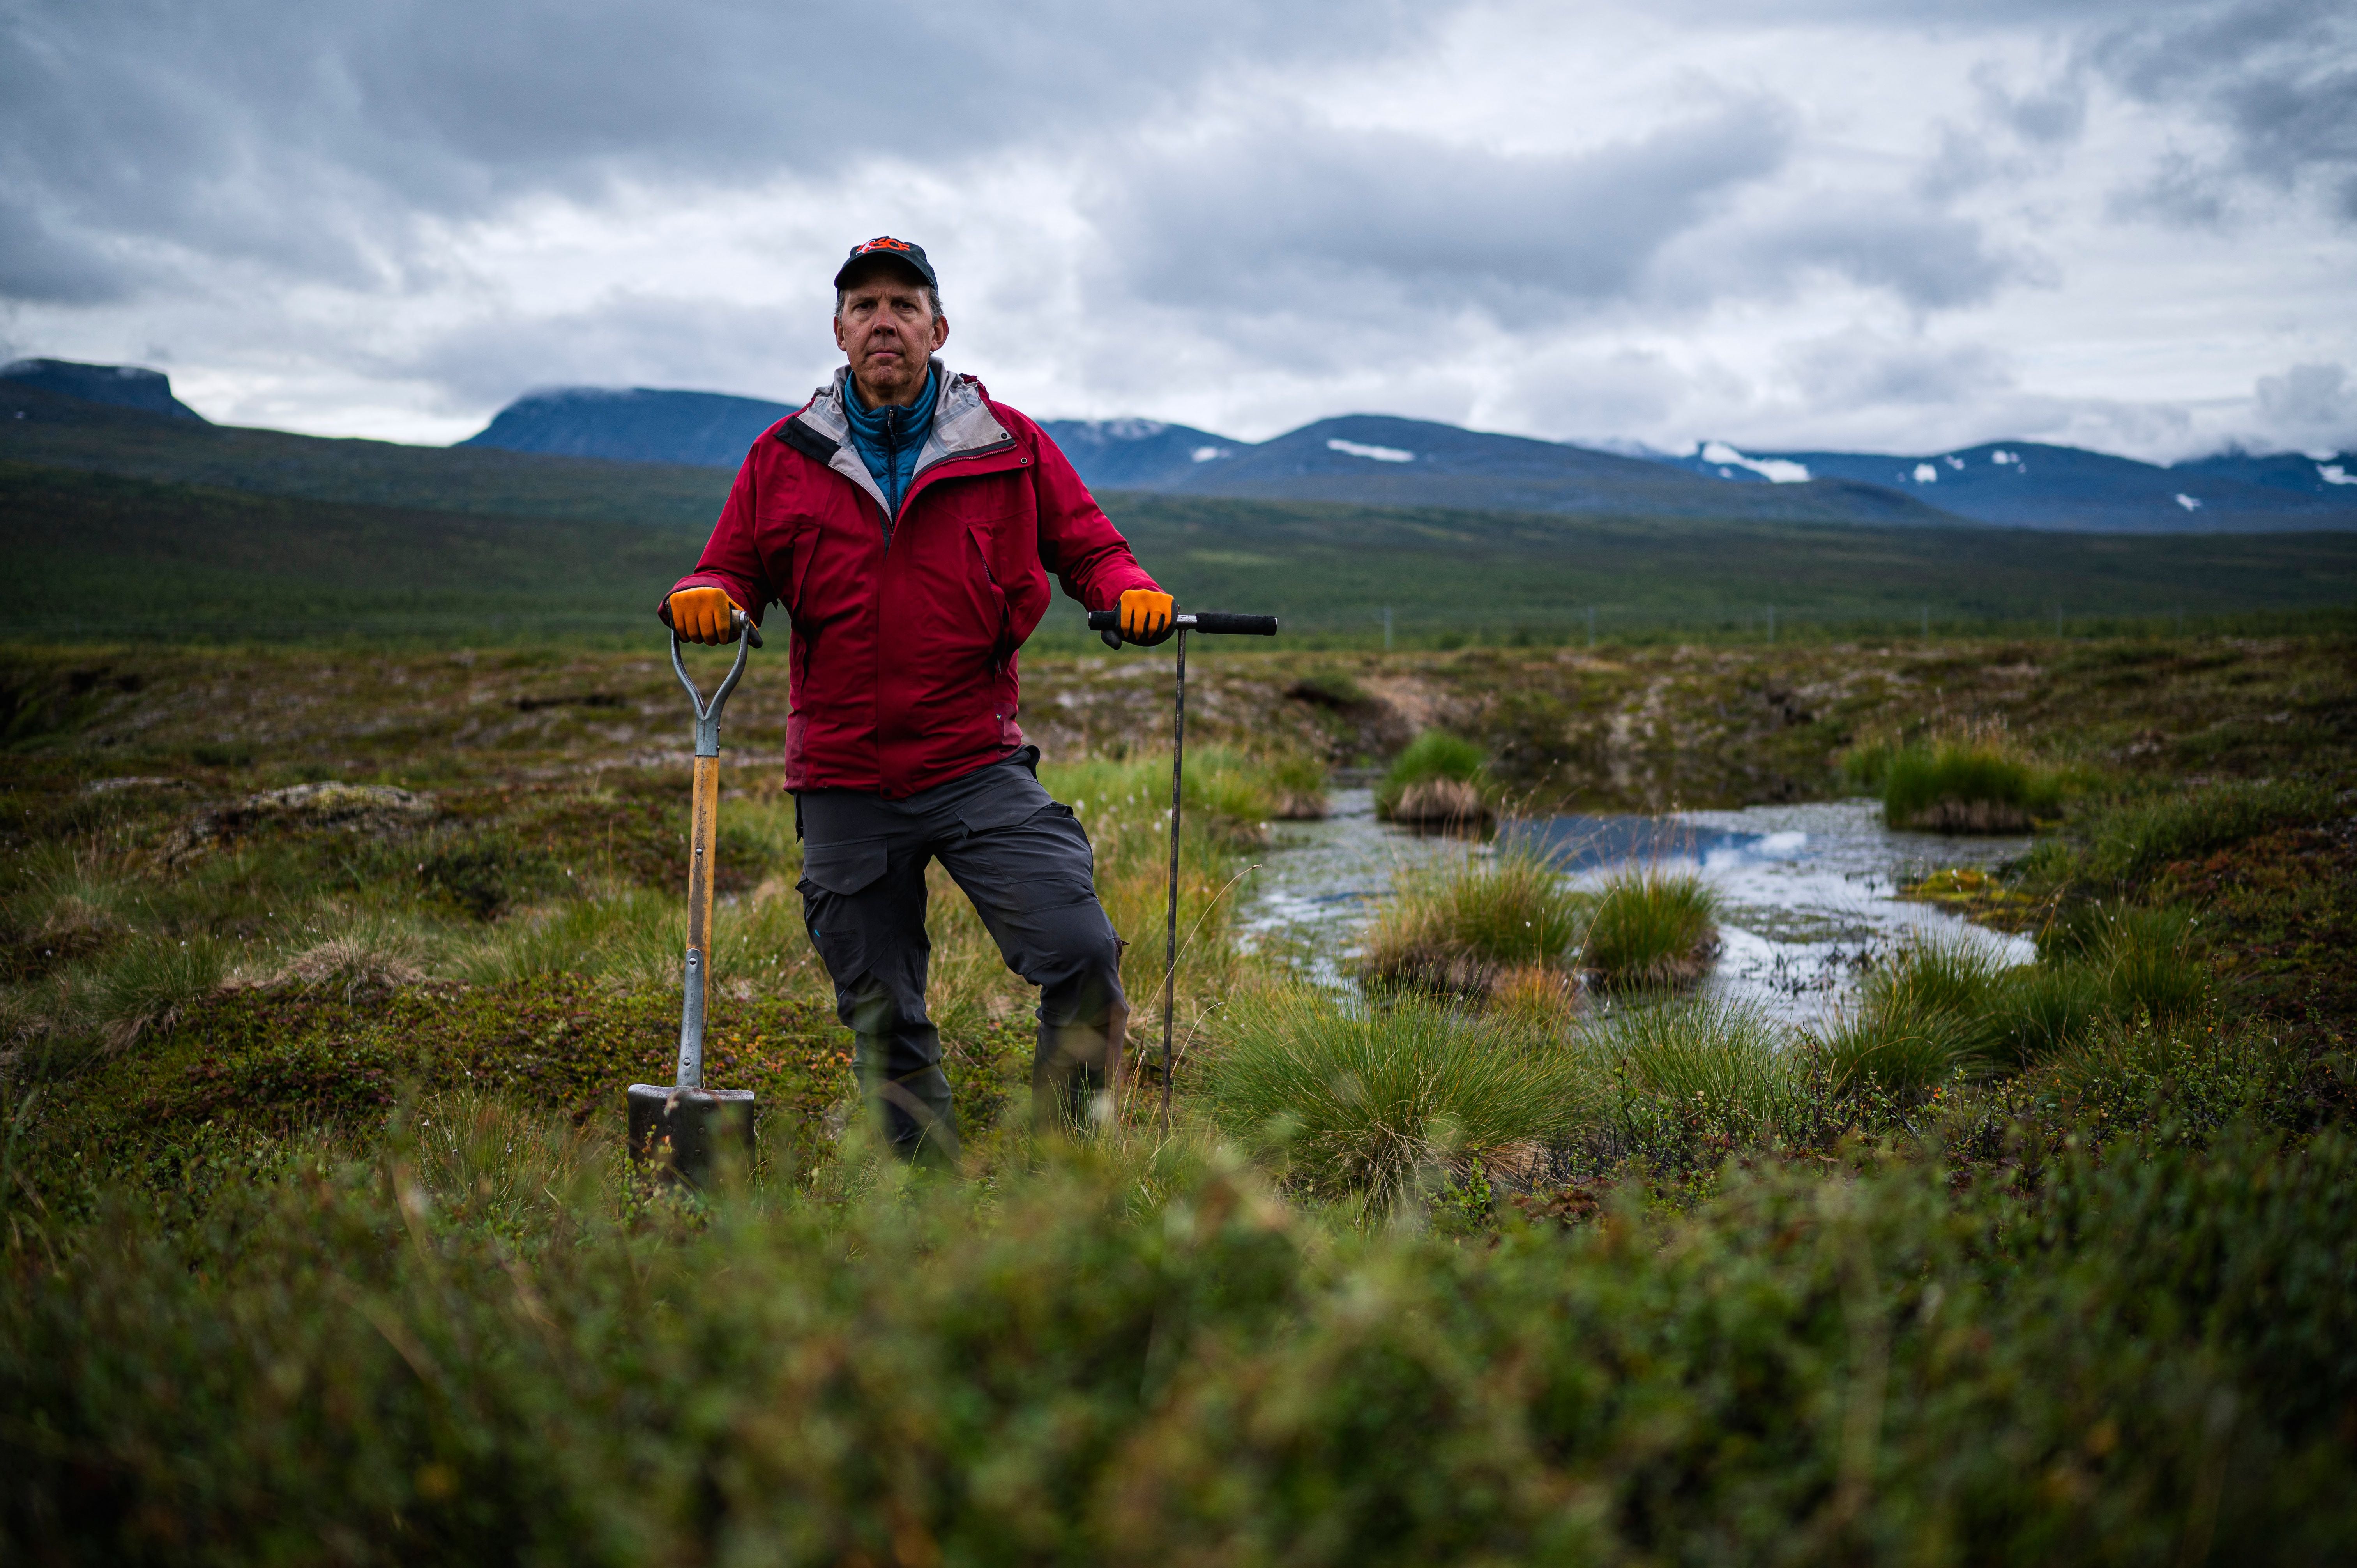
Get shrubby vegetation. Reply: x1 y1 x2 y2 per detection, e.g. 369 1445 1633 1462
4 630 2353 1561
2041 778 2337 889
7 1076 2355 1564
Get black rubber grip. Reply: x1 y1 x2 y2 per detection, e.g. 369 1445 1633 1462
1187 612 1279 636
1085 611 1279 636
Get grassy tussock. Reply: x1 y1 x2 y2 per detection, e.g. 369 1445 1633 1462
1201 986 1592 1210
1359 849 1586 997
1593 997 1798 1142
1847 724 2065 833
1375 730 1489 823
1580 868 1720 989
1816 915 2212 1098
1361 856 1721 999
1262 752 1331 819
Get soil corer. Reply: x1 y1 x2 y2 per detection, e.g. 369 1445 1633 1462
1088 609 1279 1133
627 613 762 1183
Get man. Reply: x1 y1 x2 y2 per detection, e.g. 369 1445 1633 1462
662 236 1175 1163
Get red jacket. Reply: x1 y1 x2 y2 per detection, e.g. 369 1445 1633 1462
666 364 1160 798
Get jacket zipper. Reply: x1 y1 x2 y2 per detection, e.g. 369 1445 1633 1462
891 435 1018 530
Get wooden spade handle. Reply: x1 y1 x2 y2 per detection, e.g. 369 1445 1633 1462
675 754 721 1088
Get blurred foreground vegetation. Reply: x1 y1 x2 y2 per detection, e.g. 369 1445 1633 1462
3 627 2354 1561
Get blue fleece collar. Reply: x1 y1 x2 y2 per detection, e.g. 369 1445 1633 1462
842 364 938 523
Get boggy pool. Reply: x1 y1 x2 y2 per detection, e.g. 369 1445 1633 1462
1238 789 2037 1026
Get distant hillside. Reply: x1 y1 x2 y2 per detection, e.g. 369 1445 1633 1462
458 389 1944 526
447 378 2357 533
0 461 700 642
2175 448 2357 496
1097 491 2357 640
1658 440 2357 533
1 358 205 421
18 360 2355 539
0 379 730 529
1139 414 1952 528
1037 419 1241 488
461 386 802 467
6 449 2355 647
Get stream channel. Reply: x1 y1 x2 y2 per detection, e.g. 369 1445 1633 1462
1238 788 2037 1028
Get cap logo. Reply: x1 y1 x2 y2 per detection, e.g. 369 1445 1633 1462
852 236 914 255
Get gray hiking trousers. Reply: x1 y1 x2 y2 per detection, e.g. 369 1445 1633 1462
795 747 1128 1161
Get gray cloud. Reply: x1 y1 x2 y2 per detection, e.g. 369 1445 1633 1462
1778 330 2017 412
2 0 2348 463
2088 0 2357 222
0 197 126 304
1099 98 1797 328
0 0 1433 304
2253 361 2357 449
1973 62 2089 147
2105 150 2232 226
396 292 828 415
1664 202 2034 314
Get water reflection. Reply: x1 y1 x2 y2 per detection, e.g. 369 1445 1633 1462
1238 789 2038 1026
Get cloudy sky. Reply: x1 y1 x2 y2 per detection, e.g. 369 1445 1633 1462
4 0 2353 459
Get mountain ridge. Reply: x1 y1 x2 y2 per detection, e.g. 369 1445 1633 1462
8 359 2352 535
1661 438 2357 532
455 380 2356 533
2 357 205 422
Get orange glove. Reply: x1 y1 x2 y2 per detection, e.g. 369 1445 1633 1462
1118 588 1175 645
667 586 745 645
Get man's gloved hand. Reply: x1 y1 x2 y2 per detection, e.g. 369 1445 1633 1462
667 586 745 645
1118 588 1176 646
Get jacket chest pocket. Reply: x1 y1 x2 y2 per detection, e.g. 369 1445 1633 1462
779 509 872 629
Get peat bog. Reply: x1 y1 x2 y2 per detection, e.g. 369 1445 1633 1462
4 627 2355 1563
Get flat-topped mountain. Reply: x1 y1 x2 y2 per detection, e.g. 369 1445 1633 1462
2 358 205 421
459 386 800 468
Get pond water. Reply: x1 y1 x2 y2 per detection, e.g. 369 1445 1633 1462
1237 789 2037 1027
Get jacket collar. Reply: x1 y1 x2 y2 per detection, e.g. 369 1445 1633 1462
787 361 1013 521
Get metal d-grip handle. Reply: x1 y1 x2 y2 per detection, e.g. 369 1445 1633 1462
671 613 761 759
1088 609 1279 646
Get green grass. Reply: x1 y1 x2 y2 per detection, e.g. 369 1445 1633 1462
1579 867 1720 989
1830 918 2212 1090
1869 733 2065 832
2077 780 2338 886
1201 986 1592 1210
1261 751 1331 818
1590 997 1798 1143
1099 491 2357 645
1374 730 1487 821
1357 849 1587 996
